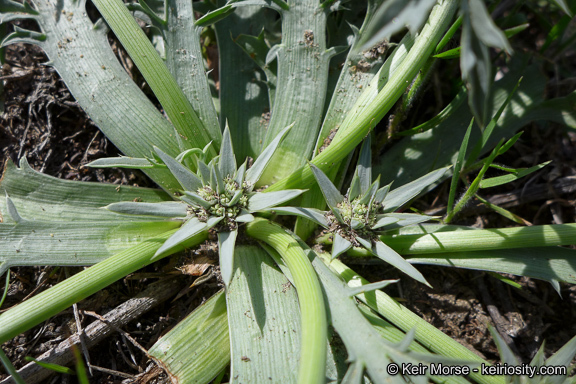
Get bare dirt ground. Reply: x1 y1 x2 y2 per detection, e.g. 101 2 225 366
1 15 576 384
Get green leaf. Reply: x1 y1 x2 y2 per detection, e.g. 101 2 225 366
433 46 460 59
447 119 473 217
163 0 220 141
105 202 188 217
226 246 301 383
371 240 430 287
154 217 217 258
218 229 238 287
479 161 551 188
245 124 293 187
148 290 230 384
382 168 448 213
261 206 328 228
309 163 344 210
195 4 235 27
219 124 237 179
247 190 305 212
467 77 522 165
85 156 155 169
332 234 352 260
154 147 203 192
24 357 75 375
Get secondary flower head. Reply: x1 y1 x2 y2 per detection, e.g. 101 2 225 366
300 136 447 287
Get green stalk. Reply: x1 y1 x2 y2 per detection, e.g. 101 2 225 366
90 0 221 155
267 0 458 192
380 223 576 255
0 229 206 344
245 218 327 384
318 253 504 384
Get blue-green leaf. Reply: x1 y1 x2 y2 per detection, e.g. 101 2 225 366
218 230 238 287
235 161 247 187
197 160 211 185
332 234 352 260
347 280 398 297
374 184 391 204
382 168 448 213
375 213 433 231
358 177 380 206
86 156 156 169
235 210 255 223
247 190 305 212
372 240 430 287
245 124 294 186
261 207 328 228
356 137 372 196
5 196 23 223
219 124 237 179
154 217 221 258
182 191 213 208
371 215 399 230
154 147 202 192
105 202 188 217
309 163 344 211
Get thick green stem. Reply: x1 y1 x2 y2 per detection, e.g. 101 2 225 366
380 223 576 255
245 218 327 384
0 229 206 344
267 0 458 192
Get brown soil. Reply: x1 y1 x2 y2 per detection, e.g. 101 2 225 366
1 13 576 384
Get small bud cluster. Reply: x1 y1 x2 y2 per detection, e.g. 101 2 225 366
190 178 250 230
326 197 381 244
337 197 379 228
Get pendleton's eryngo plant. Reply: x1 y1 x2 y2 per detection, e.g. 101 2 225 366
89 124 305 285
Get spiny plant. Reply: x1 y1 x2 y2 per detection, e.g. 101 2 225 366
1 0 576 383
